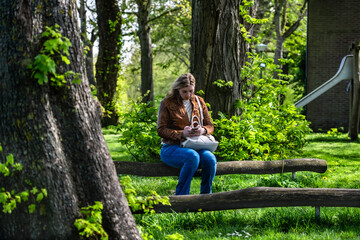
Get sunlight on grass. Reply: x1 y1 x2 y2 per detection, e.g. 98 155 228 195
103 128 130 161
294 133 360 189
104 130 360 239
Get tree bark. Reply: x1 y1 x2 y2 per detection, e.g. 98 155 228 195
114 159 327 176
0 0 141 239
135 187 360 214
191 0 256 117
349 40 360 141
136 0 154 105
79 0 97 88
95 0 122 126
273 0 307 68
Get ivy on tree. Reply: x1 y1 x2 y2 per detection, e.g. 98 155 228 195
28 24 81 86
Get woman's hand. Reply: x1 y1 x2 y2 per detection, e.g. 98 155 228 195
183 126 206 138
190 126 206 136
183 126 192 138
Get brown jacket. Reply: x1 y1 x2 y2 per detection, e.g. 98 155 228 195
157 95 214 145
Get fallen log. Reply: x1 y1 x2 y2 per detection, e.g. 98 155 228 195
114 158 327 177
134 187 360 214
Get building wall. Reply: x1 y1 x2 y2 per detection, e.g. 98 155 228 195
307 0 360 131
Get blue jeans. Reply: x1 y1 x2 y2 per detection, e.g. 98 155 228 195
160 144 217 195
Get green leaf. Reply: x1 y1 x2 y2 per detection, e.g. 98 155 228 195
0 192 9 203
15 195 22 203
28 204 36 213
36 192 44 202
43 38 62 54
34 70 48 85
19 191 29 201
46 58 56 74
1 165 10 177
61 55 70 65
41 188 48 198
31 187 38 195
6 154 14 166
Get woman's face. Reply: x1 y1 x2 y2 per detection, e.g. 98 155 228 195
179 85 194 100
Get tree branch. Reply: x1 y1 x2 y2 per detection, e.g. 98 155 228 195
147 7 181 24
282 0 308 39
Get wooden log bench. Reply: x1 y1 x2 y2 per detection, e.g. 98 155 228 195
132 187 360 219
114 158 355 219
114 158 328 178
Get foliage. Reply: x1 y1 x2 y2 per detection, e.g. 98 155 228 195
74 201 108 240
256 0 308 101
120 175 170 214
120 47 188 101
120 0 190 100
28 24 81 86
117 97 162 162
102 133 360 239
239 0 268 44
327 127 344 136
151 0 192 70
120 175 172 239
286 41 307 102
165 232 185 240
213 54 311 161
0 145 47 215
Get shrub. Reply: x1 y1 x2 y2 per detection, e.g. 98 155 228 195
117 97 161 162
212 55 311 161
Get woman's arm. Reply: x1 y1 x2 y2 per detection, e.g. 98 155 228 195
157 100 184 141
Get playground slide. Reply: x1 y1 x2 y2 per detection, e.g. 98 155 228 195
295 55 353 108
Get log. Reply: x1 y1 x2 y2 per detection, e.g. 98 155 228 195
114 158 327 177
134 187 360 214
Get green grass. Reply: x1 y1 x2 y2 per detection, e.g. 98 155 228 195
103 128 129 161
105 132 360 239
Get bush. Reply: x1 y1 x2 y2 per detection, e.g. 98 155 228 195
212 55 311 161
117 98 161 162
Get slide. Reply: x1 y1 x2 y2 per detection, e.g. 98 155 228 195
295 55 353 108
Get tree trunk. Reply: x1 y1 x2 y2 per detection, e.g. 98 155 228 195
85 41 97 88
136 0 154 105
0 0 141 239
95 0 122 126
273 0 307 71
114 158 327 176
274 37 285 66
191 0 254 117
135 187 360 214
349 40 360 141
273 0 286 71
79 0 97 88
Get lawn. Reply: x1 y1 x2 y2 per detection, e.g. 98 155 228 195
104 131 360 239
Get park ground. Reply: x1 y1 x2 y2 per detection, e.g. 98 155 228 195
104 130 360 239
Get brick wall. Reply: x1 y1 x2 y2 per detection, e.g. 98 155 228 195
306 0 360 131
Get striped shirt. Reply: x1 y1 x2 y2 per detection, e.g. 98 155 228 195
183 99 192 122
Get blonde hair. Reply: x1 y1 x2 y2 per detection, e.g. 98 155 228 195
167 73 196 103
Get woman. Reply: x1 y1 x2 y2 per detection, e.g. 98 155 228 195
157 73 217 195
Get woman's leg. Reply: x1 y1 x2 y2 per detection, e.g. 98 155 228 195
198 150 217 194
160 144 200 195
